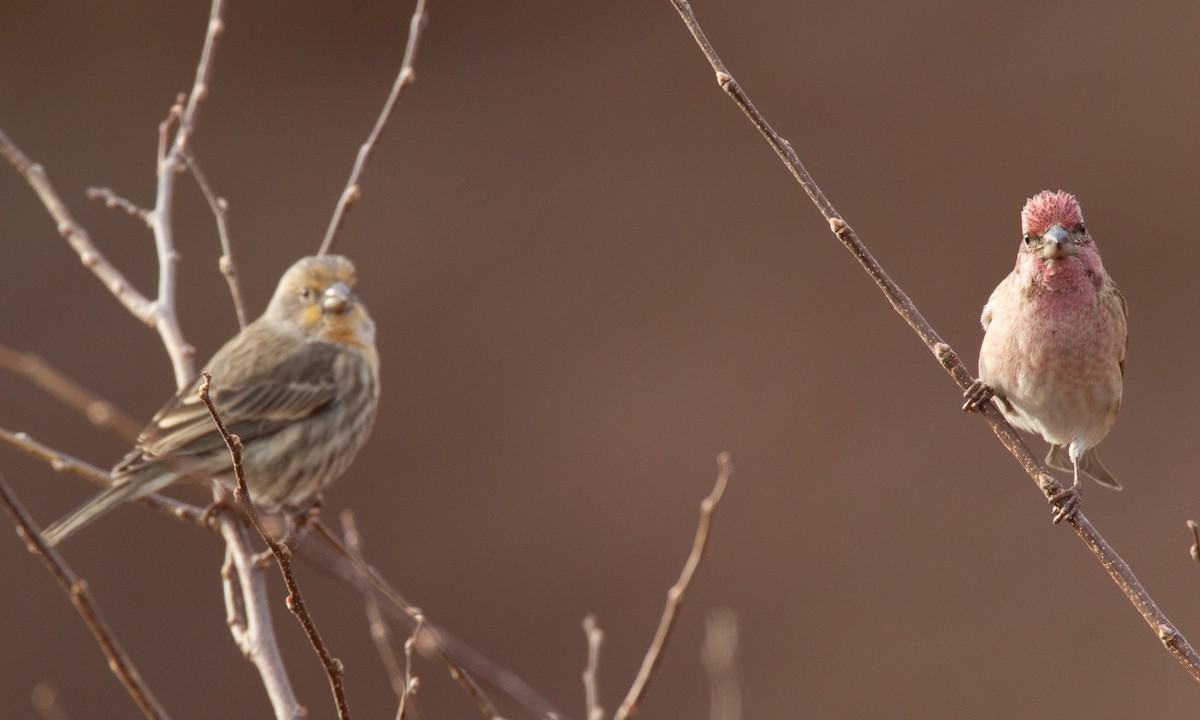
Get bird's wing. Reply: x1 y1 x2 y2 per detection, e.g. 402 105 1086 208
117 333 341 473
1113 284 1129 377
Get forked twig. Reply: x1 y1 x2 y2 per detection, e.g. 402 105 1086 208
612 452 732 720
665 0 1200 683
0 475 169 720
318 0 428 256
197 372 351 719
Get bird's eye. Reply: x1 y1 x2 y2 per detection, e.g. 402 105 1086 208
1023 233 1032 246
1078 225 1086 234
299 287 314 299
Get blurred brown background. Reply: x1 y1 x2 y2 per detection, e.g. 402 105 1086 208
3 1 1200 717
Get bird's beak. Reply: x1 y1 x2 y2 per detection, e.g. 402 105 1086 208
1040 224 1076 260
322 281 352 314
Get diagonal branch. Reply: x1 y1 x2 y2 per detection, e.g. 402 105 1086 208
0 127 156 324
665 0 1200 683
318 0 429 256
198 372 352 719
0 475 170 720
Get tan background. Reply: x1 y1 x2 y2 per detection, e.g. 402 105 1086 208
3 1 1200 717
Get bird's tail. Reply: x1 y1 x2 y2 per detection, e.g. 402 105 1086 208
43 473 175 546
1045 444 1122 491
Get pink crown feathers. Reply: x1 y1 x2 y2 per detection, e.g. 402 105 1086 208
1021 190 1084 236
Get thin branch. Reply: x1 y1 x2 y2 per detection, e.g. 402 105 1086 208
182 152 247 329
147 0 227 388
582 615 604 720
665 0 1200 683
0 475 169 720
0 127 156 323
318 0 428 256
308 520 510 720
0 426 205 528
197 372 352 720
612 452 732 720
217 500 304 720
0 344 143 441
340 510 409 702
700 609 741 720
86 187 153 227
395 613 423 720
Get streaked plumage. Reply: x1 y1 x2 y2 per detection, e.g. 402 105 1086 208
44 255 380 545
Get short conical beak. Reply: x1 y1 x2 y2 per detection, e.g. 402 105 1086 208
322 281 352 314
1040 224 1076 260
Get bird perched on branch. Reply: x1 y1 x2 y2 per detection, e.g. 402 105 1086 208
963 191 1127 522
44 255 380 545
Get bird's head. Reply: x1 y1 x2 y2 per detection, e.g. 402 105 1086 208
266 255 375 348
1019 190 1092 263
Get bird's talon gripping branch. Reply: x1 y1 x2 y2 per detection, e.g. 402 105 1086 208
961 379 994 412
1049 484 1082 524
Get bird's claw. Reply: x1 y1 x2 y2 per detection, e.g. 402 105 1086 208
1049 482 1081 524
962 379 995 412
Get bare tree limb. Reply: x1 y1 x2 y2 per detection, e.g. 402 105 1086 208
612 451 732 720
147 0 227 388
182 152 247 329
198 372 352 719
664 0 1200 684
218 501 304 720
0 475 170 720
318 0 428 256
0 426 205 528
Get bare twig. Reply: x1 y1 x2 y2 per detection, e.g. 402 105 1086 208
665 0 1200 683
0 475 169 720
0 345 142 440
182 152 247 329
700 609 741 720
198 372 352 719
395 614 423 720
340 510 409 702
218 500 303 720
0 426 205 528
86 187 153 227
0 128 156 322
308 520 509 720
318 0 428 256
582 615 605 720
613 452 732 720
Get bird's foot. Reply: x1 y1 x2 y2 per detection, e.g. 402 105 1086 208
1049 480 1082 524
962 379 995 412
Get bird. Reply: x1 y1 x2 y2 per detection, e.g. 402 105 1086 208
963 190 1127 521
43 255 380 546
